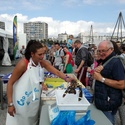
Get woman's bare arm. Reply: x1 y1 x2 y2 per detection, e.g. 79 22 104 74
7 59 27 107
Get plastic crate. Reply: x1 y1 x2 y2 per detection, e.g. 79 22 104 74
55 89 90 111
82 88 93 103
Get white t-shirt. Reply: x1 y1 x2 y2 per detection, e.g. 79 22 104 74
54 48 64 66
20 48 25 55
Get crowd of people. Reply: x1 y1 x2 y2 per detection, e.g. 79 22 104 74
6 35 125 125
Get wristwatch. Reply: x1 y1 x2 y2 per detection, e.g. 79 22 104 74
101 77 106 83
8 102 14 107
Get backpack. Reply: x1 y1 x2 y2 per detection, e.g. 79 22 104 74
59 48 65 56
87 52 94 67
59 49 65 64
103 55 125 98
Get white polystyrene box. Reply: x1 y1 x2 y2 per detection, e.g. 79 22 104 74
55 89 90 111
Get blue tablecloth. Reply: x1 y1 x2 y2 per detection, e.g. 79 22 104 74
1 72 55 84
2 73 12 84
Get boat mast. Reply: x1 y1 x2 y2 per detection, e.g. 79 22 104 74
89 25 94 44
111 12 125 43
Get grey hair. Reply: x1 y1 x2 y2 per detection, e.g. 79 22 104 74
107 41 114 49
99 40 114 49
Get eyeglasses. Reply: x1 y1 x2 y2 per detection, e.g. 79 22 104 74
97 48 111 53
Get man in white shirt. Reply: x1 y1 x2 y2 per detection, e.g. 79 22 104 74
20 45 25 57
53 43 65 71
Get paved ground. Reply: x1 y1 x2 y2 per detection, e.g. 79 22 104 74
0 59 20 125
0 59 20 74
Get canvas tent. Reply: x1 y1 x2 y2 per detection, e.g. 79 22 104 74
0 28 13 39
0 28 13 66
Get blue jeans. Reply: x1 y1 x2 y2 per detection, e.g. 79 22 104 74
103 111 115 125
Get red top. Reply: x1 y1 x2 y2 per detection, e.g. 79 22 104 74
66 52 73 64
24 58 29 69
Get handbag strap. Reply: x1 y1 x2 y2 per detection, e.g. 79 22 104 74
103 55 125 71
102 56 115 67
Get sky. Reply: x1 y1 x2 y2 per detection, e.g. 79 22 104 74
0 0 125 38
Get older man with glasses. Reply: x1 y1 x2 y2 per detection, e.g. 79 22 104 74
93 40 125 125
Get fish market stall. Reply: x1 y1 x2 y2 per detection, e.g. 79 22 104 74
41 73 85 105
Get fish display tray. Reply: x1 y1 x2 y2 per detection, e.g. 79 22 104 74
55 89 90 111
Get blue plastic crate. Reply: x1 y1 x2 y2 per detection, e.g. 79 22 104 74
82 88 93 103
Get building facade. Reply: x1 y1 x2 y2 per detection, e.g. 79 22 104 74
78 32 111 45
0 21 5 30
58 32 68 43
24 22 48 43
